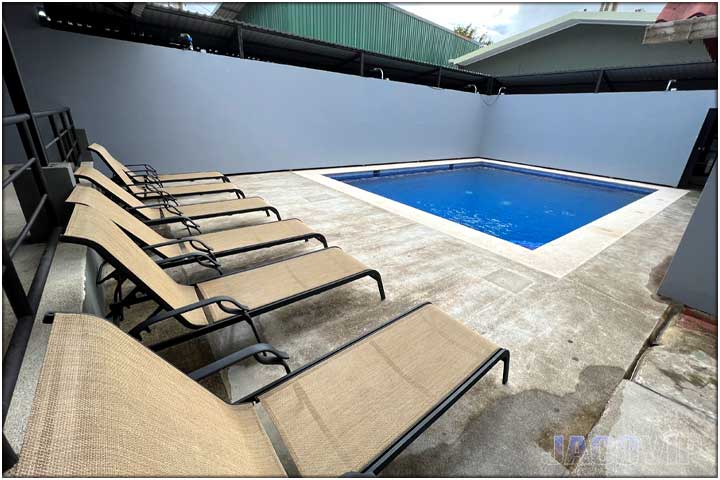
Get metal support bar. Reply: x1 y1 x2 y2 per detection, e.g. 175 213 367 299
9 194 48 256
3 434 18 469
2 157 36 189
48 115 68 163
437 68 443 88
2 21 50 167
18 122 60 227
594 69 604 93
359 52 365 76
57 112 76 163
236 25 244 58
2 228 60 426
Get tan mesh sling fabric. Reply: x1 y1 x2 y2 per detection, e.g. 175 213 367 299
88 142 225 184
64 207 369 327
128 181 241 198
15 314 286 477
67 186 182 257
153 171 226 182
74 165 273 221
74 165 157 219
197 248 371 318
193 219 316 253
178 196 270 217
64 206 208 327
87 143 135 186
259 304 500 476
68 186 319 260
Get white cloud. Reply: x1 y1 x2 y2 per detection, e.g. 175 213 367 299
396 3 665 41
400 3 520 40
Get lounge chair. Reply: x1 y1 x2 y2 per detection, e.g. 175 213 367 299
67 186 327 272
88 143 236 200
62 206 385 351
17 305 509 476
74 165 280 233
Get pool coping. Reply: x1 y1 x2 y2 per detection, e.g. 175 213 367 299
295 158 689 278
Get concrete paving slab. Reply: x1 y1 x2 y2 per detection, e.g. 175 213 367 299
567 193 697 319
574 380 717 477
484 268 534 293
634 321 717 419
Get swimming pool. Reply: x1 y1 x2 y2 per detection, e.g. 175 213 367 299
328 163 655 250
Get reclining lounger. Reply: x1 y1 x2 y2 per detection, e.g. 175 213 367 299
74 165 280 233
62 207 384 351
16 305 509 476
89 142 231 186
67 186 327 271
89 143 244 200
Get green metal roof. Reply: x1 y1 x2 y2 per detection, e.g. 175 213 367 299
452 11 658 66
235 3 479 67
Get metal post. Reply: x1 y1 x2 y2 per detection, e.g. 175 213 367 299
48 115 68 163
3 434 18 470
19 122 60 227
2 21 50 167
437 68 443 87
594 69 605 93
237 25 244 58
359 52 365 76
64 110 81 165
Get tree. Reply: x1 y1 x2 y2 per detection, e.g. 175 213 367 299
453 23 493 47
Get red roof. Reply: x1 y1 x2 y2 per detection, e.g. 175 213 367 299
656 2 717 22
655 2 717 61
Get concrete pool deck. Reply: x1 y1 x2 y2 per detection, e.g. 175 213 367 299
156 170 715 476
5 167 716 476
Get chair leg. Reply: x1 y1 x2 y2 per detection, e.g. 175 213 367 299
500 349 510 385
267 207 281 221
246 315 264 344
369 271 386 300
315 233 328 248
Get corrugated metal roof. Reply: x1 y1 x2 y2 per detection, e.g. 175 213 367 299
40 2 492 93
233 3 479 67
494 61 717 93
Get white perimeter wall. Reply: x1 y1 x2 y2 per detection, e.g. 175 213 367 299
2 5 485 175
478 90 717 186
3 4 718 186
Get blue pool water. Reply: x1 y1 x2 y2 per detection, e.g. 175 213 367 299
329 163 654 249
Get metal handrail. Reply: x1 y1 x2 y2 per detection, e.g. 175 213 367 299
32 107 70 118
33 107 81 166
1 107 71 469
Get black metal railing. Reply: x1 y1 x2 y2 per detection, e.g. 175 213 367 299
1 111 66 469
33 108 82 166
2 19 85 470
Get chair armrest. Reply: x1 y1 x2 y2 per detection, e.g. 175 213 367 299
124 163 158 174
127 296 250 339
156 251 223 275
141 238 215 256
188 343 290 380
128 170 163 184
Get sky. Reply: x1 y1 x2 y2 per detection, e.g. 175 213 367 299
397 3 665 42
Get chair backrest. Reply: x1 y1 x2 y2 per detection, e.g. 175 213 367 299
15 313 286 477
74 165 160 220
66 186 181 258
63 205 207 327
88 143 134 186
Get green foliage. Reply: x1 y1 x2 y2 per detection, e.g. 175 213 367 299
453 23 493 47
